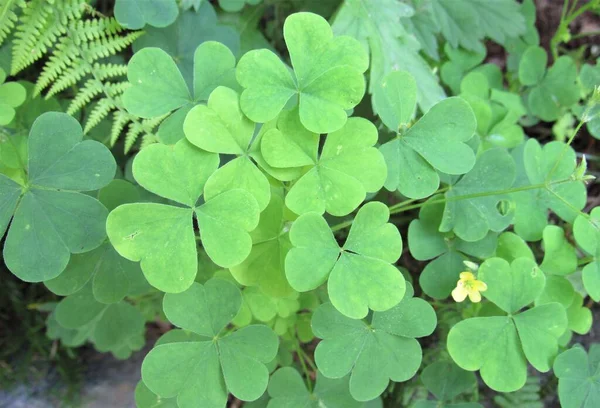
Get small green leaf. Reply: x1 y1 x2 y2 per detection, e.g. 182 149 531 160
141 279 279 407
408 199 497 299
440 148 516 242
554 345 600 408
478 257 544 314
184 86 270 210
372 70 417 132
518 46 546 86
133 5 240 89
123 47 191 118
107 139 259 293
114 0 178 30
312 291 436 401
380 97 476 199
267 367 363 408
512 139 586 241
286 202 405 318
279 117 386 216
449 258 567 392
540 225 577 276
2 112 115 282
574 208 600 301
420 361 477 402
237 12 368 133
230 194 294 297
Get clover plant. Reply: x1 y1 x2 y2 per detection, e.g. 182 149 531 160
0 1 599 408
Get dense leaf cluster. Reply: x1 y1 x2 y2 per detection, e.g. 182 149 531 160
1 0 600 407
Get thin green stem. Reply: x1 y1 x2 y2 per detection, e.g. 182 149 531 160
294 339 312 393
297 347 317 372
389 181 571 215
579 256 594 266
570 30 600 40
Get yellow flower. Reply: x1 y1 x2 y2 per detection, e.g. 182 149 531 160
451 271 487 303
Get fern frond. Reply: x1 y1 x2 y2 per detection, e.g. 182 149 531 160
67 79 103 114
84 97 115 134
11 0 83 74
124 116 165 153
83 30 143 63
93 63 128 81
111 110 130 146
0 0 20 47
46 63 91 97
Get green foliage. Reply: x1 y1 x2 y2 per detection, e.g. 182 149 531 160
1 112 115 282
312 284 436 401
106 139 259 293
1 1 600 407
448 257 567 392
414 361 481 408
554 344 600 408
332 0 445 111
287 201 404 319
141 279 278 407
237 12 368 133
0 67 25 125
114 0 179 30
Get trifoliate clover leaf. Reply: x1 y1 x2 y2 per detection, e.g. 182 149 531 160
408 198 497 299
286 201 405 319
44 242 150 304
267 367 363 408
114 0 178 30
574 208 600 301
519 47 579 121
0 68 26 125
415 361 481 408
0 112 116 282
439 148 516 242
183 86 270 210
133 4 240 89
236 12 368 133
263 116 386 216
380 97 476 199
123 41 238 144
106 139 260 293
219 0 262 12
141 279 279 407
331 0 445 111
554 344 600 408
511 139 586 241
448 257 568 392
230 194 294 297
312 288 436 401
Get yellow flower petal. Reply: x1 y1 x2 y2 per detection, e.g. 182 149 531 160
452 286 468 302
468 290 482 303
459 271 475 281
473 280 488 292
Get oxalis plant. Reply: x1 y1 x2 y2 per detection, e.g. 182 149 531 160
1 0 600 407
